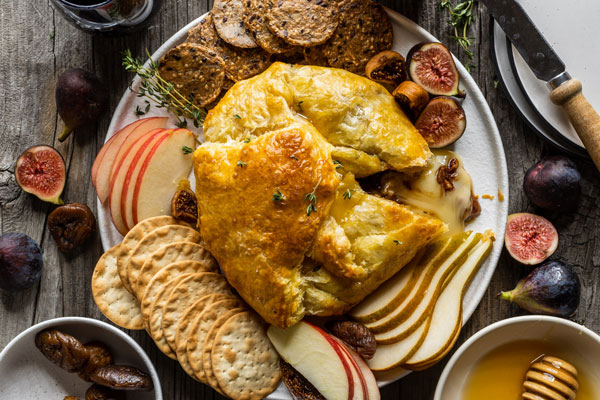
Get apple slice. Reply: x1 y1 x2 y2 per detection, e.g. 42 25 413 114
268 321 354 400
374 232 480 343
402 235 493 370
108 128 166 234
120 129 176 230
132 129 196 225
91 119 145 187
336 339 381 400
365 232 475 334
331 338 365 400
94 117 167 203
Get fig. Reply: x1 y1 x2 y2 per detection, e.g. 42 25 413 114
0 233 43 291
280 359 326 400
171 188 198 225
85 384 125 400
523 156 581 212
415 97 466 148
326 320 376 360
365 50 408 87
505 213 558 265
56 68 109 142
15 145 66 204
90 365 153 391
500 260 580 317
35 329 89 372
407 42 465 97
78 341 113 382
48 203 96 253
392 81 429 119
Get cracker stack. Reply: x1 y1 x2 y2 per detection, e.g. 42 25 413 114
92 216 281 399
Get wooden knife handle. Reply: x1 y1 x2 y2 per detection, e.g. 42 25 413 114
550 78 600 170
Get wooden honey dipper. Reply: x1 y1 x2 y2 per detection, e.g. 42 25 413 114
522 356 579 400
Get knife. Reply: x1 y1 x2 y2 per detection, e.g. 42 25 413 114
480 0 600 169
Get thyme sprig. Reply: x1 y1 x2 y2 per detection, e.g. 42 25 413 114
122 49 207 128
305 178 322 216
273 188 285 202
440 0 476 71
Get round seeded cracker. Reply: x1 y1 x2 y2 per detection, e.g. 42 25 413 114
186 298 246 383
92 245 144 330
175 294 233 380
158 43 226 108
321 0 393 73
243 0 294 54
134 241 218 300
212 0 258 48
266 0 339 47
211 311 281 400
117 216 180 293
127 224 202 296
187 14 219 47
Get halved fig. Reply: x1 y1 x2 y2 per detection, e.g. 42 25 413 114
407 42 465 97
392 81 429 119
280 359 326 400
505 213 558 265
15 145 66 204
415 97 466 148
365 50 407 87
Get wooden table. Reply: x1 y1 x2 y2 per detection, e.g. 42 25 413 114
1 1 599 398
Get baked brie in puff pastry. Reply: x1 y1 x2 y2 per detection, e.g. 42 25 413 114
194 63 446 328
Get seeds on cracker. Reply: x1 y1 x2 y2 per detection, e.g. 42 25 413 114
211 311 281 400
272 47 306 65
216 40 271 82
158 43 225 108
266 0 339 47
212 0 257 48
304 46 329 67
321 0 393 73
187 14 220 48
92 245 144 330
243 0 294 54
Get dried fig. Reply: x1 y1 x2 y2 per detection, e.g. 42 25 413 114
392 81 429 119
407 42 465 97
90 365 153 391
365 50 407 86
171 187 198 225
280 359 326 400
35 329 89 372
78 341 113 382
415 97 466 148
326 320 376 360
85 384 125 400
15 145 66 205
48 203 96 253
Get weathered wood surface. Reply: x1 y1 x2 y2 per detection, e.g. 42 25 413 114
1 1 599 399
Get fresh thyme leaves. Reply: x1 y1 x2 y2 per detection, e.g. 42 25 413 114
440 0 476 71
290 155 299 161
305 178 322 216
273 188 285 202
343 189 353 200
243 137 251 143
134 102 151 116
237 160 247 167
333 160 343 170
122 49 207 128
234 114 242 119
49 31 55 40
493 78 499 89
393 240 403 245
182 146 193 154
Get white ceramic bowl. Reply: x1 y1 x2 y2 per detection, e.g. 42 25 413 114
435 315 600 400
0 317 162 399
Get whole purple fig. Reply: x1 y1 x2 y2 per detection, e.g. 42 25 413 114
523 156 581 212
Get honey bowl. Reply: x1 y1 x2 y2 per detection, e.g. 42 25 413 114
434 316 600 400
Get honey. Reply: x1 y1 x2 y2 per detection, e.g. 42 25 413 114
462 340 597 400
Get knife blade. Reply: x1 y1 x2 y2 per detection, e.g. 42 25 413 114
480 0 600 171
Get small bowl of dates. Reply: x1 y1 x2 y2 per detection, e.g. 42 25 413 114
0 317 161 399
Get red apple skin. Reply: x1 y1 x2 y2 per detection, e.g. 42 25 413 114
306 322 355 400
119 129 172 230
331 336 369 400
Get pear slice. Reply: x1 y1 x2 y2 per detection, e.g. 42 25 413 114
350 241 441 323
365 231 475 334
374 232 482 343
402 235 493 370
367 315 430 372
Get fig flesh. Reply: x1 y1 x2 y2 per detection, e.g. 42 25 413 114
56 68 109 142
15 145 66 204
415 96 466 148
48 203 96 253
407 42 464 97
500 260 580 317
365 50 407 87
0 233 43 291
85 384 125 400
280 359 326 400
523 156 581 212
505 213 558 265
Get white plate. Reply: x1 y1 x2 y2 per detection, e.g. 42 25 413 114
0 317 162 400
510 0 600 150
491 21 588 160
98 8 509 396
